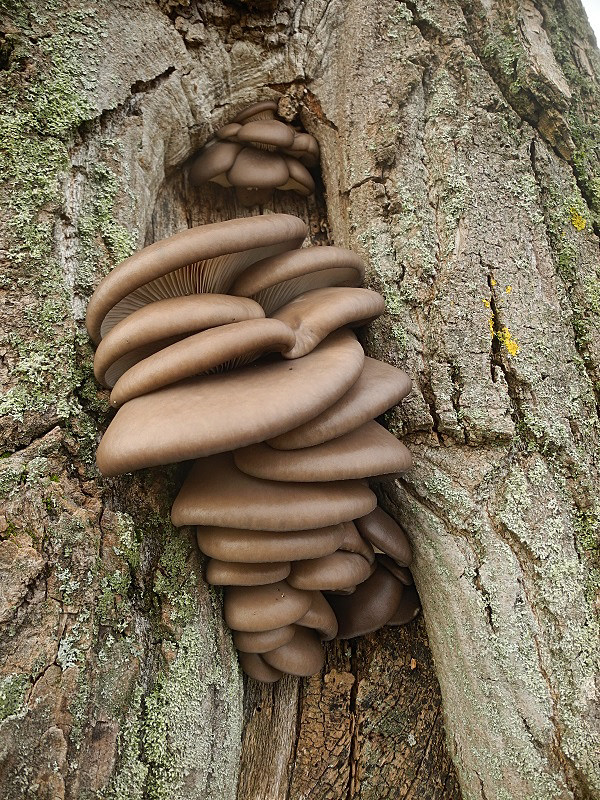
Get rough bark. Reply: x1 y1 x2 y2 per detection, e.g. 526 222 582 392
0 1 598 800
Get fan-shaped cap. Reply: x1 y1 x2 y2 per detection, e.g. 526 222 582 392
295 592 338 640
94 294 264 388
387 585 421 626
230 246 364 315
86 214 307 344
288 551 373 592
227 148 289 189
355 507 413 567
283 133 320 167
327 562 404 639
109 317 296 407
216 122 242 140
233 101 278 123
206 559 291 586
196 521 359 563
262 626 325 677
189 141 242 186
224 580 311 632
277 157 315 196
269 358 412 450
97 329 364 477
234 421 412 483
273 287 385 359
238 651 282 683
233 626 295 654
236 120 295 149
171 453 376 530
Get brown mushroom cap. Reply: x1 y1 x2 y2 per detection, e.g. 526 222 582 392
206 559 291 586
262 626 325 677
386 585 421 626
86 213 307 345
171 453 376 530
236 120 295 149
354 506 413 567
327 562 404 639
229 246 364 315
216 122 242 140
94 294 265 388
226 148 290 189
233 626 295 654
189 141 242 186
288 551 373 592
273 287 385 359
282 132 320 167
233 420 412 483
233 101 278 123
268 357 412 450
238 651 283 683
196 521 360 563
97 329 364 477
224 580 311 632
109 317 296 407
276 157 315 196
295 592 338 640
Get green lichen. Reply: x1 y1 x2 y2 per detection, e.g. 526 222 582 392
153 534 199 627
102 686 148 800
0 673 30 721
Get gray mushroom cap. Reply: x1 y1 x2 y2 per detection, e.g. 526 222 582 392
238 651 283 683
224 580 311 632
288 551 374 592
355 506 413 567
233 626 295 654
262 626 325 677
295 591 338 640
386 585 421 626
205 559 291 586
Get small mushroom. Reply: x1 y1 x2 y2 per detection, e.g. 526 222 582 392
224 580 312 631
226 147 290 190
236 120 295 150
268 357 412 450
232 100 278 123
230 246 364 315
238 651 283 683
288 551 374 592
96 329 365 476
86 213 307 344
109 317 296 407
234 420 413 483
276 156 315 196
206 559 291 586
355 506 413 567
386 585 421 626
262 626 325 677
196 521 361 563
94 294 265 388
189 141 242 187
295 591 338 640
233 626 295 654
171 453 376 531
272 287 386 359
282 133 320 168
327 560 404 639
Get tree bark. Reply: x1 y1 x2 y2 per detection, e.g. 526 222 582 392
0 1 598 800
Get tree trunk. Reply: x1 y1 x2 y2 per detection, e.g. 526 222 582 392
0 1 598 799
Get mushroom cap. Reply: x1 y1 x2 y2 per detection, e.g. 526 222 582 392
233 101 278 123
229 246 364 315
282 132 319 167
262 626 325 677
386 585 421 626
109 317 296 407
238 651 283 683
354 506 413 567
206 559 291 586
196 521 359 563
377 554 413 585
233 420 413 483
216 122 242 140
171 453 377 530
226 148 290 189
224 580 312 631
273 287 385 359
94 294 264 388
236 120 295 149
189 141 242 186
327 562 404 639
268 357 412 450
86 213 307 344
97 329 364 477
277 157 315 196
288 551 373 592
295 592 338 640
233 626 295 654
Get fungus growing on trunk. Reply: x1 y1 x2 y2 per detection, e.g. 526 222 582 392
87 189 418 683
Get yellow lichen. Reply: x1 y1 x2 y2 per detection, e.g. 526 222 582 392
496 326 520 356
490 277 497 286
482 298 491 308
505 285 513 294
569 207 587 231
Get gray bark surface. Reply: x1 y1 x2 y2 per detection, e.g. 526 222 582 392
0 1 598 799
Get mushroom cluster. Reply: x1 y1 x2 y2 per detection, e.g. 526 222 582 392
190 101 319 206
87 212 419 682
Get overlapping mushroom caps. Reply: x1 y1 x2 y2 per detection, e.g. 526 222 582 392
86 210 420 683
190 101 319 206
